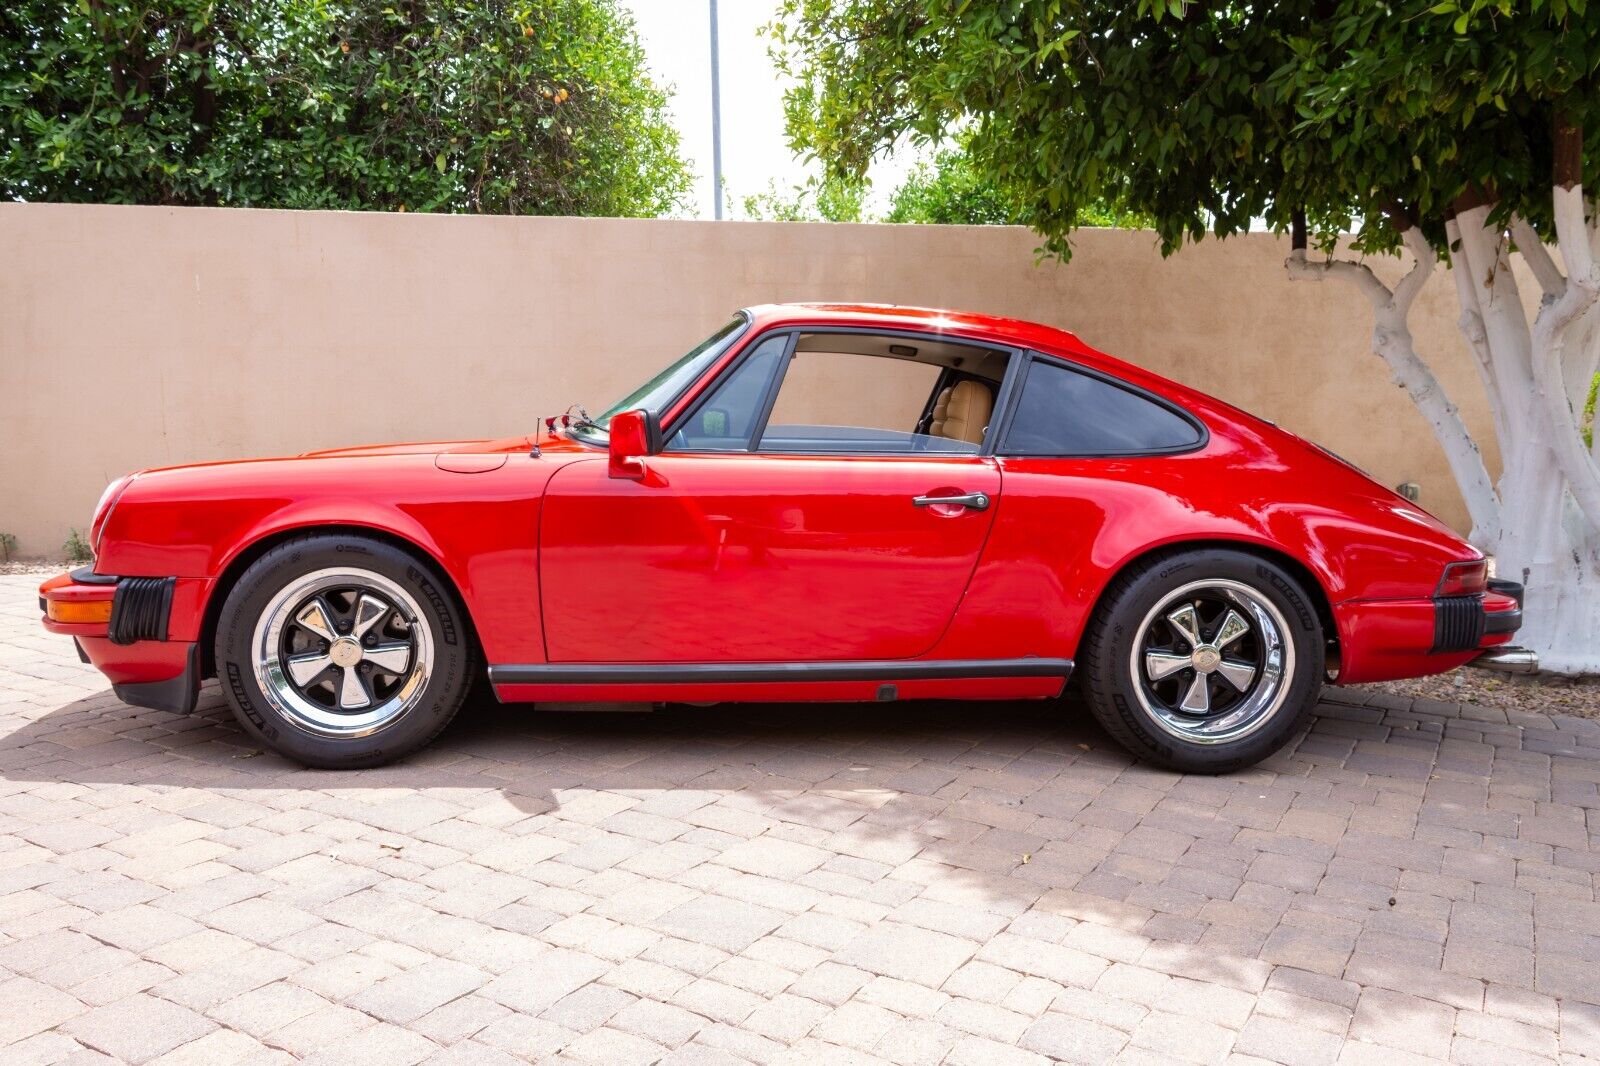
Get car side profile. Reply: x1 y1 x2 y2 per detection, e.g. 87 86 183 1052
41 304 1527 773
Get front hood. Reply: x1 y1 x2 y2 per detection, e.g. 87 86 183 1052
301 435 534 459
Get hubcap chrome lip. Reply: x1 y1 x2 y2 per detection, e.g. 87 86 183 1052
251 567 433 739
1129 578 1293 746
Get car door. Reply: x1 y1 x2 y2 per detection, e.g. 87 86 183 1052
539 329 1011 664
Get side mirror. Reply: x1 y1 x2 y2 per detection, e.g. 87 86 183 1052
608 408 657 480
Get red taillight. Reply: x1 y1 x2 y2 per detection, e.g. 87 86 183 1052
1437 559 1487 597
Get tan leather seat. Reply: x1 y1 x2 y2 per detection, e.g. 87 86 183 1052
928 381 993 445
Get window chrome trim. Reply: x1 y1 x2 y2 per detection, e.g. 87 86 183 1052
661 323 1023 459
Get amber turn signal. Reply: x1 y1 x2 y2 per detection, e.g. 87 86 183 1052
47 599 113 624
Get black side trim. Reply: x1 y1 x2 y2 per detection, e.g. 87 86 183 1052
112 643 200 715
109 577 175 645
1488 578 1524 608
71 566 119 586
488 658 1074 685
1432 595 1486 653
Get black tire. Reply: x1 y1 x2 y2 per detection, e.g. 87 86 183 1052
215 533 477 769
1078 548 1324 773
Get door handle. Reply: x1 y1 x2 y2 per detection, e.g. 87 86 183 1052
912 492 990 511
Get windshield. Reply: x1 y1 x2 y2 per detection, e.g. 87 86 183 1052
573 314 749 440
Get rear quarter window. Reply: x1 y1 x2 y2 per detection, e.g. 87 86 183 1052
1002 359 1204 456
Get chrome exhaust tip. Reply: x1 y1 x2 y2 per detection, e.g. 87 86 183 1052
1467 646 1539 674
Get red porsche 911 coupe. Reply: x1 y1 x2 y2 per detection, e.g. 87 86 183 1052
41 304 1528 773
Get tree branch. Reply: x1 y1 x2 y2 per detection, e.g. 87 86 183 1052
1453 202 1536 448
1530 117 1600 537
1381 198 1418 235
1445 216 1509 453
1284 247 1392 309
1394 226 1434 311
1555 109 1584 191
1510 214 1566 299
1288 226 1500 544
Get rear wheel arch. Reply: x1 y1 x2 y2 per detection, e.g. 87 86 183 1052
1087 539 1339 676
199 524 480 679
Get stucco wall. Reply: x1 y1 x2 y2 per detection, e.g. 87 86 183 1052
0 202 1501 558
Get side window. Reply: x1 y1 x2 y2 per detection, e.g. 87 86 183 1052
758 338 999 454
764 350 939 437
1002 360 1203 456
665 333 788 451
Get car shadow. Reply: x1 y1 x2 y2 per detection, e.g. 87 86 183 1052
2 676 1580 1016
0 676 1258 922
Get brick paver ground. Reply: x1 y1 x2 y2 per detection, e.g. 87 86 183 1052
3 574 1599 1065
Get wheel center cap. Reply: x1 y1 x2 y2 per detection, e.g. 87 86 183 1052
329 637 363 669
1192 646 1221 672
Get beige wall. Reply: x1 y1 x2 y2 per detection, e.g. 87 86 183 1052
0 202 1500 558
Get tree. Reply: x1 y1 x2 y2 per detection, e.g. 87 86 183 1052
886 143 1022 224
886 139 1153 227
774 0 1600 673
738 174 867 221
1 0 692 216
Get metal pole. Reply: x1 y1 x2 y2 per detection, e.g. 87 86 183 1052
709 0 723 220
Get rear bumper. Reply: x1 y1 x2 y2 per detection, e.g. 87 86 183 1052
1333 583 1525 685
40 568 202 714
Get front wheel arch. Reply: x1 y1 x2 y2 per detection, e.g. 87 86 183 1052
199 523 481 681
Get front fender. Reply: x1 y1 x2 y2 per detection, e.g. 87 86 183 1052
94 453 559 665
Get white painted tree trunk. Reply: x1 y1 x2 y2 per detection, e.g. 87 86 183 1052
1287 188 1600 675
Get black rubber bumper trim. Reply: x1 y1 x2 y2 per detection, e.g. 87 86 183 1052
1487 577 1524 608
111 643 200 715
70 566 118 586
488 658 1075 685
1432 595 1487 653
1485 607 1523 636
108 577 176 645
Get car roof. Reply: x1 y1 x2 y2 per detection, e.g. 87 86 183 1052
747 303 1083 352
743 302 1190 399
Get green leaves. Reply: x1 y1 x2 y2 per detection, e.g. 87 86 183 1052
0 0 692 217
774 0 1599 261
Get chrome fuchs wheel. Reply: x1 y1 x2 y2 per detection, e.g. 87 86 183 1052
218 535 476 769
1130 578 1292 744
1078 548 1323 774
251 567 435 738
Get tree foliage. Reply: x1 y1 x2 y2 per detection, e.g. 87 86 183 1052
885 138 1151 227
736 139 1149 227
738 173 867 221
772 0 1600 259
1 0 692 215
885 143 1022 225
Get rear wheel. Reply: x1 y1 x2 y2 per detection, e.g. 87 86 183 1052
1078 548 1324 773
215 534 476 768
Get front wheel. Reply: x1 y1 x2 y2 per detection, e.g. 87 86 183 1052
215 534 477 769
1078 548 1324 773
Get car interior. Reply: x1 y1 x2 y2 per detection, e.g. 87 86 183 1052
667 330 1011 455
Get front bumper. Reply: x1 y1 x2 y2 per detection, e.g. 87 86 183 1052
40 567 202 714
1333 580 1527 684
